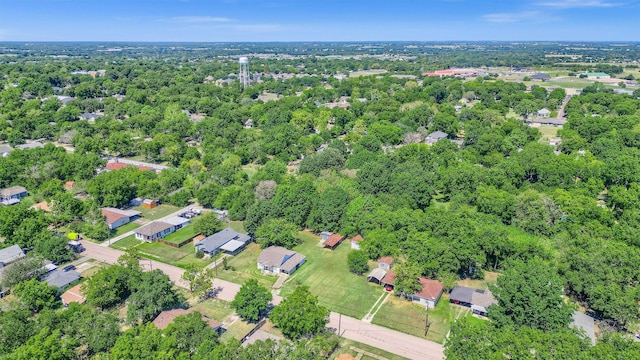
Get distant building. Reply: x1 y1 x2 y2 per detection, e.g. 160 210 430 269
378 256 393 271
142 199 158 208
585 72 610 79
537 108 551 118
0 186 28 205
531 73 551 81
0 145 12 157
425 131 448 145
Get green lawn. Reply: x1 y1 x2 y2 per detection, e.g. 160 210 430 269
372 294 468 344
136 242 213 270
219 319 255 342
110 222 140 237
216 243 279 288
109 235 142 251
162 226 199 245
279 231 384 319
133 204 180 220
229 221 246 234
191 298 235 322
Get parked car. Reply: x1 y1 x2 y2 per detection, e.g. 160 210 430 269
62 264 75 272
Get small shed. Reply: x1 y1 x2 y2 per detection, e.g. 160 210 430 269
142 199 157 208
130 197 143 206
378 256 393 271
350 234 364 250
537 108 551 118
323 233 345 250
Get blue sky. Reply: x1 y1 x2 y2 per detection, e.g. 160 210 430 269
0 0 638 41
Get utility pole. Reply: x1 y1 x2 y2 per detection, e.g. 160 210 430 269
424 306 430 337
338 313 342 337
149 259 152 271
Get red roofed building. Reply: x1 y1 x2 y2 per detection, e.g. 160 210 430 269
152 308 222 333
323 233 345 250
378 256 393 271
105 162 150 171
101 207 141 230
422 69 478 77
350 234 363 250
411 278 444 308
381 270 396 291
60 284 86 306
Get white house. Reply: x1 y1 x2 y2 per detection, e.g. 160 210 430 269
257 246 306 275
134 221 175 241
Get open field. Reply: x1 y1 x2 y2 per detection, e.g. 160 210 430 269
349 69 388 78
456 271 499 290
133 204 179 220
279 231 384 319
372 294 468 344
220 318 255 342
191 298 235 322
216 242 279 288
537 125 560 143
110 222 140 237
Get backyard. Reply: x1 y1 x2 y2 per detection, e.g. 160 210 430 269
279 231 384 319
216 242 279 288
372 294 469 344
161 226 199 245
133 204 179 220
110 221 140 237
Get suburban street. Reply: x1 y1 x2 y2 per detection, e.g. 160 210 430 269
80 239 445 359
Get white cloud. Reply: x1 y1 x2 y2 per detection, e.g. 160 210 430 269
537 0 619 8
167 16 232 23
482 11 541 23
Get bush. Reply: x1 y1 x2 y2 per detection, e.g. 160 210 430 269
195 250 204 259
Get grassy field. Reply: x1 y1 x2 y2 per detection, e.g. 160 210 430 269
136 242 213 269
109 235 141 251
162 226 198 245
133 204 179 220
279 231 383 319
110 222 140 237
349 69 388 78
220 319 255 342
372 294 468 344
537 125 560 143
216 242 279 288
229 221 246 234
456 271 499 290
191 298 235 322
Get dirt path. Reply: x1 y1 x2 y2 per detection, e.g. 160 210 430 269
328 312 444 360
362 291 389 323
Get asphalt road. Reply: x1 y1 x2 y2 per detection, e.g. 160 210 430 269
81 240 444 360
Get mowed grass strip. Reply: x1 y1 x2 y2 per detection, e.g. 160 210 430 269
109 235 142 251
162 226 199 245
133 204 180 220
110 221 140 237
372 294 469 344
279 231 383 319
216 243 278 288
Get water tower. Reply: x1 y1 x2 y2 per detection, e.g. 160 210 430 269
239 57 250 88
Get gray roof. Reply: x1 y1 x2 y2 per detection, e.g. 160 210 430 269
367 268 387 282
220 239 246 253
257 246 305 272
450 285 475 303
537 108 551 115
41 269 81 288
0 186 27 198
135 221 173 237
531 73 551 79
0 245 25 265
195 228 251 253
426 131 448 141
163 216 190 227
450 285 497 308
571 311 596 345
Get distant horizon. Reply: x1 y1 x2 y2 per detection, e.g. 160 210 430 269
2 40 640 44
1 0 639 42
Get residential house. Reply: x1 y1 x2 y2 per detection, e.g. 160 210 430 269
449 285 497 317
425 131 448 145
153 308 223 334
381 270 396 291
0 244 25 266
130 197 143 206
79 113 104 121
531 73 551 81
60 284 86 306
537 108 551 118
194 228 251 256
0 186 28 205
101 207 142 230
41 269 81 290
528 117 566 127
322 233 345 250
244 119 254 128
350 234 364 250
0 145 12 157
378 256 394 271
257 246 306 275
135 221 175 241
411 278 444 308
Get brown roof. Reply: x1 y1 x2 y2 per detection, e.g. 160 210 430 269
135 221 173 237
60 284 86 305
351 234 364 242
152 308 222 330
414 278 444 300
258 246 306 272
102 208 128 225
31 201 51 212
381 270 396 286
193 234 206 242
323 233 344 247
378 256 394 265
